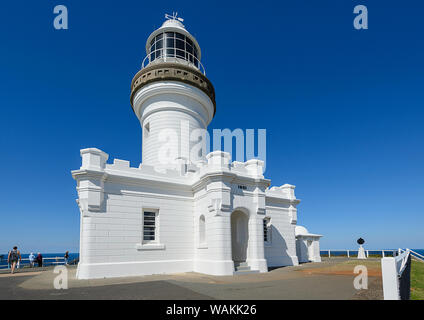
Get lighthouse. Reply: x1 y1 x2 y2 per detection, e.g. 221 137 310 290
72 14 322 279
130 15 215 169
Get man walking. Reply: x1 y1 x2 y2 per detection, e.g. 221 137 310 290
7 246 21 274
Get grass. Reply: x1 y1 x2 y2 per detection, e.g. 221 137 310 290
411 260 424 300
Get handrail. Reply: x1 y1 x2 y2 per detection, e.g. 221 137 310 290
396 249 410 276
323 249 398 251
0 256 69 269
322 249 397 256
141 50 206 75
323 248 423 263
409 249 424 262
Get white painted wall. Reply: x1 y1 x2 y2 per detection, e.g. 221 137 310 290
77 182 195 278
73 149 313 279
264 203 299 267
132 81 215 169
296 236 322 263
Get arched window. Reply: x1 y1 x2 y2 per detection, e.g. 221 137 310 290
199 215 206 245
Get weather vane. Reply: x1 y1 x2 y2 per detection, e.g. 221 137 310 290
165 12 184 22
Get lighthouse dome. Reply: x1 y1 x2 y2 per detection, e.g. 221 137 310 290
295 226 309 236
160 18 186 30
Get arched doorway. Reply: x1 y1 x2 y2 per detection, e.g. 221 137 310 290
307 239 313 261
231 210 249 263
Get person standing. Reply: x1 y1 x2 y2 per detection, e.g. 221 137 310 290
7 246 21 274
64 251 69 265
36 252 43 267
29 252 35 267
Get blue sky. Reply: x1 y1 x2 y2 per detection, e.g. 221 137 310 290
0 1 423 253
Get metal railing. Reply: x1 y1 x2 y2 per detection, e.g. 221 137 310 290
0 256 76 270
322 249 397 258
322 249 424 260
141 50 206 75
410 249 424 262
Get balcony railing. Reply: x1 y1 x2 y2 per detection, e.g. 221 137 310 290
141 49 206 75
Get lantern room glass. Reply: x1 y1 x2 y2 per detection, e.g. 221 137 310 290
149 31 199 68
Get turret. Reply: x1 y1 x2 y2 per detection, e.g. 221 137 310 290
130 15 216 170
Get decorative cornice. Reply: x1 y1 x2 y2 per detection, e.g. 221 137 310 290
265 195 301 205
71 169 107 181
130 63 216 114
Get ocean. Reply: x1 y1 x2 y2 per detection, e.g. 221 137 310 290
0 252 79 269
320 249 424 257
1 249 422 269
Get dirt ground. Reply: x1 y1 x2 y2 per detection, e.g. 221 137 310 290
0 258 383 300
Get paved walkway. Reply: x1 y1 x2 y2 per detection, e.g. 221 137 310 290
0 259 383 300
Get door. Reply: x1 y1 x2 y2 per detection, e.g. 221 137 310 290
231 211 249 262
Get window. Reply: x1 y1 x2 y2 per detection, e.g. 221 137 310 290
144 122 150 138
199 215 206 244
136 209 164 250
148 31 200 68
176 49 185 59
166 37 174 48
263 218 271 243
176 39 185 50
143 211 156 241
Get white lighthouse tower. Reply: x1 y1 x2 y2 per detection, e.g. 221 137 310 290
130 15 215 170
72 15 322 279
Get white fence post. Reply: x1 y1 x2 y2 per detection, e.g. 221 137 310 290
328 250 330 258
382 250 385 258
381 249 411 300
347 250 350 258
381 257 399 300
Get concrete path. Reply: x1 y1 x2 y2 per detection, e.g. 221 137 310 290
0 259 383 300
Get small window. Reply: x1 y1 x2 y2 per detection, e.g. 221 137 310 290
263 218 271 243
176 49 185 59
150 51 155 62
188 53 194 63
186 37 193 47
166 37 174 49
144 122 150 138
199 215 206 245
176 39 185 50
186 43 193 54
143 211 156 241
